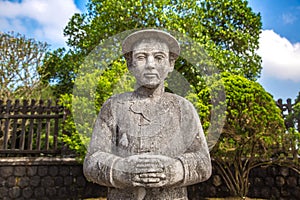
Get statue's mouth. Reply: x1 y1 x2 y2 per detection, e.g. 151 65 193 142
144 73 158 78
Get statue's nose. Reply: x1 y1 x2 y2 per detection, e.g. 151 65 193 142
146 56 155 69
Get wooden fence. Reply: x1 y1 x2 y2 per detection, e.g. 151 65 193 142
0 98 298 156
0 99 64 156
277 98 300 132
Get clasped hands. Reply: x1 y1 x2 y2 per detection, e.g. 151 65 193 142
113 154 184 188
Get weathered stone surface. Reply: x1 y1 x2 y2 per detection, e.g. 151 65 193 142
71 166 82 176
0 161 104 199
207 185 217 196
8 186 21 198
212 175 222 187
292 187 300 197
14 166 26 177
7 176 16 187
0 162 300 199
41 176 54 187
18 177 30 188
250 167 259 177
27 166 37 176
270 186 280 199
45 187 56 197
59 166 70 176
287 176 297 187
276 176 286 186
34 187 45 197
83 29 212 200
280 167 289 177
281 187 290 197
254 177 264 186
1 167 13 178
37 166 48 177
251 187 261 197
70 184 78 195
0 187 8 198
64 176 73 186
49 166 58 176
54 176 64 186
15 197 26 200
0 176 5 186
76 176 86 187
265 176 274 186
268 166 278 176
22 187 33 199
30 176 40 187
220 185 230 195
58 187 68 197
260 186 270 199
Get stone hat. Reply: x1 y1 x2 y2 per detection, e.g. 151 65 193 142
122 29 180 56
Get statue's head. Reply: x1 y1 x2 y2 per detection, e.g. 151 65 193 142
122 29 180 89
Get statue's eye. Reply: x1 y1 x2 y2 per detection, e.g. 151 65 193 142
136 54 146 61
155 55 165 61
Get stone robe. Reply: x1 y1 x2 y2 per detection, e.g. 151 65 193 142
83 91 211 200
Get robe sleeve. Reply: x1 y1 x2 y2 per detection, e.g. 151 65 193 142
176 99 212 186
83 98 121 187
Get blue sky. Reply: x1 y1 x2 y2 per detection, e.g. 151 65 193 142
248 0 300 102
0 0 299 101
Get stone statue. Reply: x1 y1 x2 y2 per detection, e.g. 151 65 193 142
83 29 212 200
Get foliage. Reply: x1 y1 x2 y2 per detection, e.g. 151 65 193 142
59 94 89 162
41 0 262 97
43 2 265 179
41 0 263 163
285 92 300 132
277 93 300 173
194 72 285 197
294 101 300 131
280 128 300 160
0 32 50 100
41 48 82 97
95 60 135 110
59 60 135 161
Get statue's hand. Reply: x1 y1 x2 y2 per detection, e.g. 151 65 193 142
112 155 164 188
112 154 184 188
132 155 184 188
112 155 141 188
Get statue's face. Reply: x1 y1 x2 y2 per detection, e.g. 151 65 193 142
130 39 174 89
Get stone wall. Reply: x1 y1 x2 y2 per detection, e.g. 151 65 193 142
1 157 300 199
0 157 105 200
189 164 300 200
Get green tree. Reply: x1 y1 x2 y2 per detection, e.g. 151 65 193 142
0 32 50 100
279 92 300 171
294 97 300 132
59 60 135 161
42 0 262 96
190 72 285 197
41 48 83 96
286 92 300 132
44 1 264 172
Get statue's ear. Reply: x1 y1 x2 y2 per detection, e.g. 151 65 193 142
169 52 178 72
127 63 133 71
169 59 175 72
124 52 133 70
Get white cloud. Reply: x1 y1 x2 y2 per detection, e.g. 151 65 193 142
258 30 300 82
282 13 297 24
0 0 80 48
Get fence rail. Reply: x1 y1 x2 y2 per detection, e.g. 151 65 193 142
277 98 300 132
0 98 298 156
0 99 64 156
